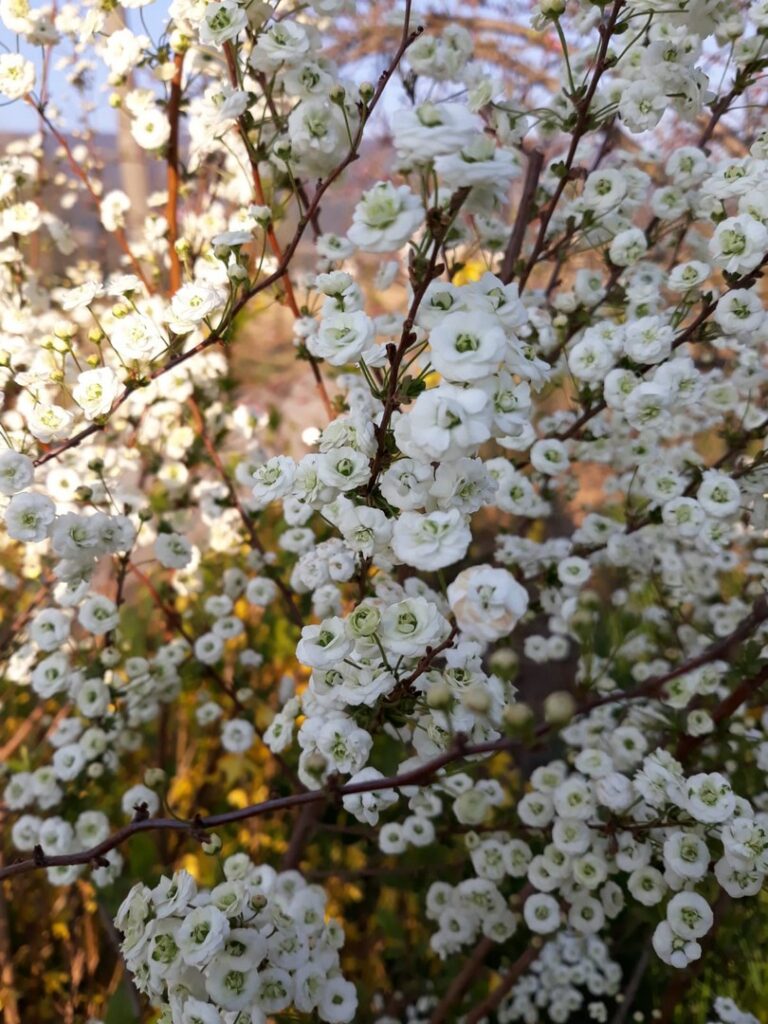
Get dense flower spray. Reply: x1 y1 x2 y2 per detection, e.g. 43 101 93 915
1 0 768 1021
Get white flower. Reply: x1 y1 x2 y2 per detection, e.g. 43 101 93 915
380 458 433 510
195 632 224 664
342 767 398 825
0 451 33 496
434 136 518 190
316 717 372 775
246 576 278 605
710 216 768 274
78 594 119 635
530 438 570 476
379 596 450 656
4 492 55 542
652 920 701 968
287 99 352 176
447 565 528 641
310 311 377 366
111 314 168 361
318 976 358 1024
523 893 561 934
296 617 352 668
394 385 492 462
72 367 121 420
317 447 370 491
391 509 471 571
131 106 171 150
102 28 148 77
155 533 192 569
428 311 507 382
685 772 736 823
714 289 765 335
199 0 248 45
666 890 713 940
697 471 741 518
347 182 424 253
663 832 709 879
169 282 226 328
619 80 666 132
27 404 75 443
609 227 648 267
0 53 35 100
121 783 160 818
221 718 255 753
568 335 614 382
393 102 482 162
100 190 131 232
29 608 70 651
583 168 628 213
178 904 230 966
251 456 296 509
254 966 295 1013
250 19 310 69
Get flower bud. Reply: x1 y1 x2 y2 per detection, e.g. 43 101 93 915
348 602 381 638
461 683 491 714
101 646 121 667
503 702 533 732
544 690 577 726
202 833 222 855
426 680 452 709
489 647 519 680
539 0 566 16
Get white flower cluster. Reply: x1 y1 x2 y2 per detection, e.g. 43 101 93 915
1 0 768 1018
118 859 356 1023
498 933 621 1024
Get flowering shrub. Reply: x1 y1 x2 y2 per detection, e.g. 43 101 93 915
1 0 768 1021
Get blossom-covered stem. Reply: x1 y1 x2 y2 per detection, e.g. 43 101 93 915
31 104 154 294
32 17 423 471
165 51 186 296
366 187 472 491
582 596 768 713
675 663 768 762
127 561 246 713
518 0 626 288
252 69 323 239
464 942 542 1024
186 395 304 629
0 736 506 880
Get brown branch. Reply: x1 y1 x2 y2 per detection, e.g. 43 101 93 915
464 943 542 1024
609 944 651 1024
500 148 544 283
675 662 768 762
166 51 186 296
429 936 495 1024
